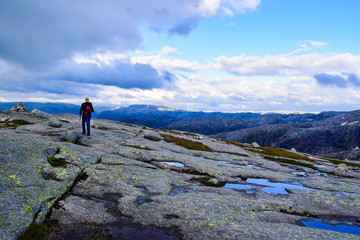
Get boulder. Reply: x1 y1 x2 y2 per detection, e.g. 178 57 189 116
48 118 62 128
142 130 163 141
252 142 260 148
290 148 297 153
65 130 80 143
31 109 51 119
333 163 349 176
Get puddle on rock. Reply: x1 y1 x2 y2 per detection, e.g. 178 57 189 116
134 196 153 206
219 161 232 164
247 164 266 170
315 172 333 178
45 221 183 240
169 186 197 196
246 178 317 195
163 162 185 167
136 187 147 193
222 183 256 194
300 218 360 236
223 178 317 195
134 186 153 206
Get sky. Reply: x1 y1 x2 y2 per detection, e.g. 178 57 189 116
0 0 360 112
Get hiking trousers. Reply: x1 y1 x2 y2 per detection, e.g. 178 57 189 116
82 115 91 135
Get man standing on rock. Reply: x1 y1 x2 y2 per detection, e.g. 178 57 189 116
79 97 94 136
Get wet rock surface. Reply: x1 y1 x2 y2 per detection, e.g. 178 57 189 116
1 108 360 239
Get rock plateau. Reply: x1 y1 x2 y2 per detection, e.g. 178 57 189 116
1 105 360 239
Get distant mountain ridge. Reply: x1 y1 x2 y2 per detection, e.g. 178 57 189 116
0 102 111 118
98 104 343 135
214 110 360 157
2 102 359 158
98 104 360 158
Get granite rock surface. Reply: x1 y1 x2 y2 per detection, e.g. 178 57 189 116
1 108 360 240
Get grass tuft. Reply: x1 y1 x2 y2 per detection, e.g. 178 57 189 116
213 138 249 148
260 147 311 161
322 157 360 168
161 134 211 151
191 177 225 187
47 157 67 167
17 223 49 240
263 156 315 169
0 119 33 129
78 172 89 181
126 145 154 151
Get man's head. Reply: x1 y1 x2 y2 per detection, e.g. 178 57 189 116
85 97 89 102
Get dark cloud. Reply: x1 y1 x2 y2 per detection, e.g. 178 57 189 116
35 80 101 96
0 59 175 96
50 61 175 90
348 73 360 86
168 19 199 36
0 1 208 70
0 1 140 70
314 73 360 88
0 73 101 96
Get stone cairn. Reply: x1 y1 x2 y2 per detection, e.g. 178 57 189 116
10 102 28 112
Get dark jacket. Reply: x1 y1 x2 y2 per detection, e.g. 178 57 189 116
80 102 94 117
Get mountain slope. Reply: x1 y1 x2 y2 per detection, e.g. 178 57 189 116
215 110 360 156
98 104 342 135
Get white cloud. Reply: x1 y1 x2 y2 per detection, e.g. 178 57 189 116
224 0 261 13
109 47 360 111
215 53 360 76
160 46 179 55
306 40 328 48
198 0 222 17
128 49 360 78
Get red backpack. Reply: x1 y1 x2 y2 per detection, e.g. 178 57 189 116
84 105 92 116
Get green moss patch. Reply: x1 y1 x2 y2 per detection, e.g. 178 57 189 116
92 125 108 130
17 222 50 240
214 138 249 148
126 145 154 151
191 177 225 187
323 158 360 168
161 134 211 151
78 172 89 181
83 230 106 240
264 156 315 169
0 119 34 129
246 146 311 161
279 209 319 218
181 168 210 176
162 129 199 136
47 157 67 167
261 147 311 161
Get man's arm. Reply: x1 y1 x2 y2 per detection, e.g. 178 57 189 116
90 103 94 113
79 103 83 120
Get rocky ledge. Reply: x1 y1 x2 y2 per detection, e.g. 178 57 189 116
1 106 360 240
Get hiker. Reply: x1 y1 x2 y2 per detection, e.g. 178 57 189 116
79 97 94 136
